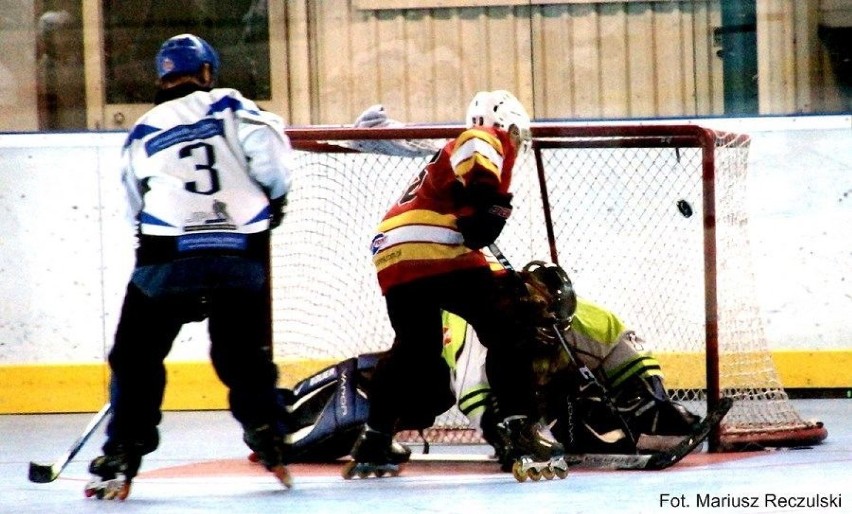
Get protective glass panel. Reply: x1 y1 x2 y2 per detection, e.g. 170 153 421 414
102 0 271 103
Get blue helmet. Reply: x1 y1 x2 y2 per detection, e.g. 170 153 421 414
155 34 220 82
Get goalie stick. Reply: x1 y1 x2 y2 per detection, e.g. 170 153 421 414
570 396 733 470
28 403 111 483
486 243 734 470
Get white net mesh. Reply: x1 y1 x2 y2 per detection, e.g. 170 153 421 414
271 125 826 449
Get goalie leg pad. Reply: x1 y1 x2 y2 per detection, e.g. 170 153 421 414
277 357 371 462
612 375 700 437
554 396 637 455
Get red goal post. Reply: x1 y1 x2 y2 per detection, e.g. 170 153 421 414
274 123 827 452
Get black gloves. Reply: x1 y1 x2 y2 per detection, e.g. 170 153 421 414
269 195 287 229
455 184 513 250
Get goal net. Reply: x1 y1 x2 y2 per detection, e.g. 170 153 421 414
271 124 827 452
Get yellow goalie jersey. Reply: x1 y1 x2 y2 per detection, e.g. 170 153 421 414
441 297 665 428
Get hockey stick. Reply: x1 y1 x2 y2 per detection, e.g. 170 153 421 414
28 403 112 483
487 244 637 448
570 396 733 470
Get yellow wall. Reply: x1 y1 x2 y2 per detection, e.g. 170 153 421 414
1 351 848 414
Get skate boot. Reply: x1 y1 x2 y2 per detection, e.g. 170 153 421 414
503 416 570 482
243 424 293 488
480 402 514 472
84 446 142 500
341 428 411 479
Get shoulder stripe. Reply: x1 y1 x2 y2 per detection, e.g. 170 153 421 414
144 118 225 156
451 133 504 182
455 128 502 150
123 124 161 149
206 95 260 116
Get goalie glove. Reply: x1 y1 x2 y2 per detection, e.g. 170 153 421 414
269 195 287 230
354 104 390 128
455 184 513 250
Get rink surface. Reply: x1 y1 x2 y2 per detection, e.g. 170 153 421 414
1 399 848 514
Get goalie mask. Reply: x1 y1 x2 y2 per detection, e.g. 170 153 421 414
522 260 577 328
465 90 532 152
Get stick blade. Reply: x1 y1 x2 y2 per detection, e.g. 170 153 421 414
28 462 58 483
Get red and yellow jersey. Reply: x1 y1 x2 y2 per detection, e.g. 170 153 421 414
370 126 518 293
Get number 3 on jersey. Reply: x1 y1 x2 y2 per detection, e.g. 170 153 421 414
180 142 221 195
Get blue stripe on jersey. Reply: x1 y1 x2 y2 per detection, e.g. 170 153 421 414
140 212 176 227
246 206 270 224
177 233 248 252
206 95 260 116
123 124 161 149
144 119 225 156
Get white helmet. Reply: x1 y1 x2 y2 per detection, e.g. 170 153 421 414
465 90 532 147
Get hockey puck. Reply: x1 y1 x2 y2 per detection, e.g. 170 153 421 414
676 200 693 218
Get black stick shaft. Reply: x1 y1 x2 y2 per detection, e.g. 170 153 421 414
28 402 111 483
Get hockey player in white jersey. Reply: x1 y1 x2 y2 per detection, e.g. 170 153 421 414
85 34 293 500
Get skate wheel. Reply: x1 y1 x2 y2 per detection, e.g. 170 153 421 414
341 461 357 480
511 461 528 482
528 468 542 481
115 483 131 501
357 469 370 479
248 452 260 463
374 469 386 478
84 487 96 498
555 467 568 479
271 465 293 489
541 467 555 480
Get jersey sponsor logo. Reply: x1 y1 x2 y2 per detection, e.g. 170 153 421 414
370 233 387 255
373 249 401 269
176 232 247 252
145 118 225 156
183 199 237 232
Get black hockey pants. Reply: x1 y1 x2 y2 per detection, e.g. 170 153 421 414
368 267 539 434
104 280 279 455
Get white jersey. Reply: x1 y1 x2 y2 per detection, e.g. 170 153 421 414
121 88 292 251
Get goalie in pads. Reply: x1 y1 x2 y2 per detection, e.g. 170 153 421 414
449 260 701 468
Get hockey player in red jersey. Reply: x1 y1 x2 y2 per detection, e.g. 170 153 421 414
343 90 569 481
